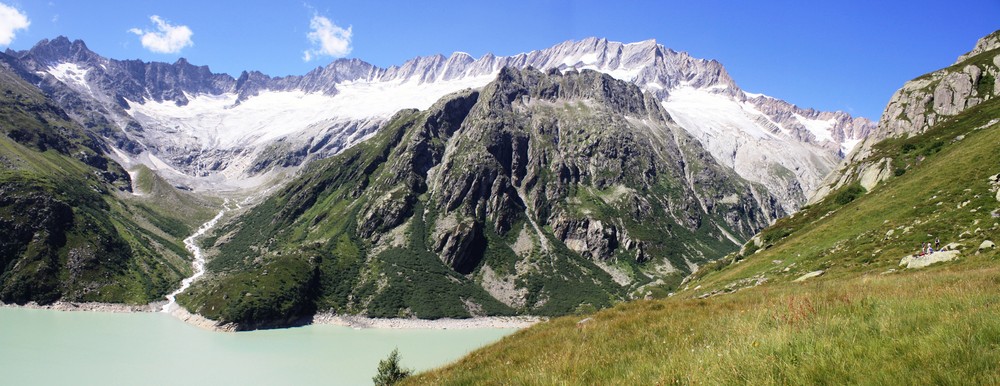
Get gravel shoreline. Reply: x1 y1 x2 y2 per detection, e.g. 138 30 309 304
1 302 543 330
312 313 544 329
0 300 162 313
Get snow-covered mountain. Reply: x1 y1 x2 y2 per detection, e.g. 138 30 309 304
5 36 873 209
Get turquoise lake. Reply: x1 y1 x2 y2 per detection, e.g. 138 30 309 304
0 307 517 385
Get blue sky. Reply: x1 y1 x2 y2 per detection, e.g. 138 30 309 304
0 1 997 120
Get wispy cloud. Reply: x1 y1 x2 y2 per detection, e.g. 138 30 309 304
128 15 193 54
303 14 352 61
0 2 30 46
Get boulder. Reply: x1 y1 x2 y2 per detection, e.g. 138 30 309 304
793 270 824 282
980 240 996 250
933 69 978 116
432 215 485 274
943 242 964 251
899 250 961 269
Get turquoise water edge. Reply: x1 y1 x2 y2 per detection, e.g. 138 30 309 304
0 307 516 385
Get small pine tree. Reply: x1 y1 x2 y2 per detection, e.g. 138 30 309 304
373 348 413 386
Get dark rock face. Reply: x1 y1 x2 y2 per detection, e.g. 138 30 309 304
421 68 780 266
431 217 486 274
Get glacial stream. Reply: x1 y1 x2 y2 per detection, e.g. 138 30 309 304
160 203 228 313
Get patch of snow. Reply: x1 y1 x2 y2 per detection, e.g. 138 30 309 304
663 87 777 140
579 52 599 65
604 66 643 82
146 152 184 176
840 137 862 155
742 91 773 100
562 52 599 67
663 87 841 210
48 62 92 95
125 169 144 196
740 99 785 132
108 146 132 165
126 74 495 150
624 39 656 47
794 114 836 143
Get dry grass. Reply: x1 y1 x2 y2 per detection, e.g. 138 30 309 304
410 261 1000 385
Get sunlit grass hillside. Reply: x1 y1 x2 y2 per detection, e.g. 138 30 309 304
406 78 1000 385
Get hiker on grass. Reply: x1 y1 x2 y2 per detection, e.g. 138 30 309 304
935 237 941 250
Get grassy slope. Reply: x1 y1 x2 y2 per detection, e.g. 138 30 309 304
0 134 217 303
406 83 1000 384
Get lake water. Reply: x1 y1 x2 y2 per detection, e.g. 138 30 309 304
0 308 516 385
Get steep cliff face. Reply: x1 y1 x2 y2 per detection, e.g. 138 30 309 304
178 67 782 327
812 30 1000 201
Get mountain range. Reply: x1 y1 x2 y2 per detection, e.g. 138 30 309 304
1 35 877 327
6 36 872 211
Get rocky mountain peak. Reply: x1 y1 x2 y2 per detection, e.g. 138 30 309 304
25 36 100 65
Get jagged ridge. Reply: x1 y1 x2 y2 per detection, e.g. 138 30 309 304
7 36 872 212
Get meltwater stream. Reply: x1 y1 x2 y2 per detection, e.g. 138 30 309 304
160 202 229 313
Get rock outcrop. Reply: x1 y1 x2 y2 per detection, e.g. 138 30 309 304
812 30 1000 202
899 251 961 269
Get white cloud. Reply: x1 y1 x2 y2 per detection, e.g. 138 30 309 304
303 15 352 61
128 15 193 54
0 3 30 46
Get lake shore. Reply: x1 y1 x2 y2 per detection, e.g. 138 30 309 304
0 300 162 313
312 313 544 329
1 301 543 330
